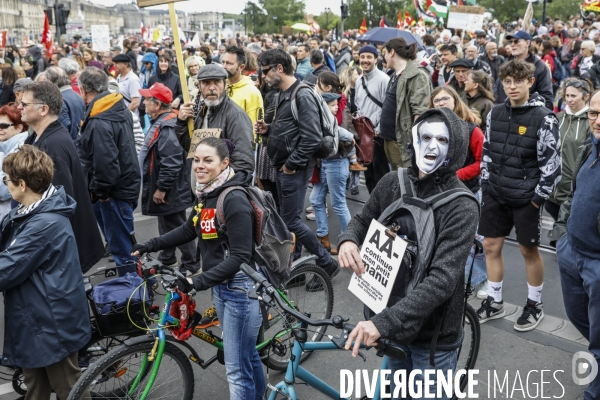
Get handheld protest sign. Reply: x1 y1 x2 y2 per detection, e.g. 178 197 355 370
188 128 223 158
168 2 194 140
347 219 407 314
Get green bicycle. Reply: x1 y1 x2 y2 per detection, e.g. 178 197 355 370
67 255 334 400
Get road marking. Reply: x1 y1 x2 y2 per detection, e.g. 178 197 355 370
0 382 15 396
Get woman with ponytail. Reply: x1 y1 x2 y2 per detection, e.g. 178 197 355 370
132 137 265 400
464 70 495 133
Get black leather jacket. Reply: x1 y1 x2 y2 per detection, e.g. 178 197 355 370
266 79 322 171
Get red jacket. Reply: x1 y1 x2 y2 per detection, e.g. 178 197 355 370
457 125 483 182
336 93 347 125
542 51 557 81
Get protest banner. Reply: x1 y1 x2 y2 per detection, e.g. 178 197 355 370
447 6 485 32
348 220 407 314
91 25 110 52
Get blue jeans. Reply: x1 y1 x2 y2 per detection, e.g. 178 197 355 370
465 190 487 285
388 345 457 400
93 198 137 276
275 169 331 266
310 158 351 237
557 236 600 400
213 273 265 400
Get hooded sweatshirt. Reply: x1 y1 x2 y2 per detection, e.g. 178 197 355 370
338 107 479 349
551 105 590 206
227 75 264 127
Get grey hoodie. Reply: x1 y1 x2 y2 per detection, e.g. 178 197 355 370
338 107 479 349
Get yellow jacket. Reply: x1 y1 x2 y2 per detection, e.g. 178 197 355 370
227 76 264 128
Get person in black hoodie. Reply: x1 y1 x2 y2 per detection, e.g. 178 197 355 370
338 107 479 398
20 81 105 273
148 53 183 109
132 137 266 400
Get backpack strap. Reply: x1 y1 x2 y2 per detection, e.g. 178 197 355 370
425 188 479 212
397 168 414 198
361 77 384 108
290 83 311 122
216 186 246 226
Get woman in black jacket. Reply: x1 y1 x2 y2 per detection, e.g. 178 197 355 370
148 53 183 109
0 66 17 106
132 137 265 400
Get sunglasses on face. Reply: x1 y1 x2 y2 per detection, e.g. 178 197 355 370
261 64 277 75
508 39 523 45
2 176 16 186
0 123 15 130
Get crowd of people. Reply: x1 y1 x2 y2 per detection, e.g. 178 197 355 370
0 10 599 399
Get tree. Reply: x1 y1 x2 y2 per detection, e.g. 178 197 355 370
258 0 305 34
345 0 415 31
314 11 341 32
477 0 580 23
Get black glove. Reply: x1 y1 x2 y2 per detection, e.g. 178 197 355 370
176 275 195 294
131 243 149 257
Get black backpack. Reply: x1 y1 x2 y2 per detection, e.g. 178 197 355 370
216 186 294 287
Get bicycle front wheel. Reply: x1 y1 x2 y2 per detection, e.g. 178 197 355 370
68 340 194 400
261 264 334 371
454 303 480 399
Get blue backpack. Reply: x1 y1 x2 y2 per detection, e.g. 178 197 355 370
323 50 337 73
552 56 566 82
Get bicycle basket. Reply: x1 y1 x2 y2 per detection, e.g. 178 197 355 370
90 272 154 336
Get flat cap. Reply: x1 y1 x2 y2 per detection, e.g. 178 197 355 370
449 59 475 69
112 54 131 63
13 78 33 92
196 64 228 81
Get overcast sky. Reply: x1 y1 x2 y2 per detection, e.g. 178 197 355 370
91 0 342 18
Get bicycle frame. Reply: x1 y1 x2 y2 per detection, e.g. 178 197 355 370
268 338 389 400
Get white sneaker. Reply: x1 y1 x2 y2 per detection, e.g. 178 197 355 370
476 281 488 300
306 210 328 221
305 206 313 213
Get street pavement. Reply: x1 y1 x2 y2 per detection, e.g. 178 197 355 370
0 176 590 399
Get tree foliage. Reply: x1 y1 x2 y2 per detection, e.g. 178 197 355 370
314 11 342 32
345 0 416 30
254 0 306 34
476 0 581 23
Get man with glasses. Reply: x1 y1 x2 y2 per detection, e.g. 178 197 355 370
447 59 474 97
549 90 600 400
20 81 105 274
494 30 554 110
476 59 561 332
102 51 117 78
255 49 340 286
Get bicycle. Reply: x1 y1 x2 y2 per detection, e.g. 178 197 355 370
67 254 334 400
0 265 149 396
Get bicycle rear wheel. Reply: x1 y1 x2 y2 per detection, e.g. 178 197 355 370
67 340 194 400
453 303 480 399
261 264 334 371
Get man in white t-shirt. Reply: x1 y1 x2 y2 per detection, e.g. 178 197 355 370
114 54 142 117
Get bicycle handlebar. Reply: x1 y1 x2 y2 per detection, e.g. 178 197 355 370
240 263 406 360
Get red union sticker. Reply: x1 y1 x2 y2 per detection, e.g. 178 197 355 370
200 208 218 239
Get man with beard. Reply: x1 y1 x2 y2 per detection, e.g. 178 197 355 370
221 46 263 127
480 42 506 82
354 45 391 193
175 64 254 176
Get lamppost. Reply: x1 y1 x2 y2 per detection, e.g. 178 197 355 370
325 7 330 31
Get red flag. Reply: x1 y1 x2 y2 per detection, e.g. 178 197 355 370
404 11 415 27
396 11 402 29
0 30 7 49
42 10 54 57
379 17 387 28
359 18 368 35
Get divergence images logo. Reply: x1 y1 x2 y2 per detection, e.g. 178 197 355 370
572 351 598 386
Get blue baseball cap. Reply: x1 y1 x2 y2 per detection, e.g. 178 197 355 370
321 92 341 103
506 30 532 42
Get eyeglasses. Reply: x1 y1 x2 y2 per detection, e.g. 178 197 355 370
20 102 45 108
433 96 452 105
501 78 530 87
566 80 591 93
0 123 15 130
453 69 471 75
587 110 600 120
261 64 277 75
2 176 16 186
508 39 524 45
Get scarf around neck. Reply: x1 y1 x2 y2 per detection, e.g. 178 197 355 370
195 166 234 198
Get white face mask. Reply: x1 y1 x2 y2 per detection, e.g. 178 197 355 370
413 121 450 174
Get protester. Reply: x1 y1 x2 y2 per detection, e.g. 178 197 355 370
338 107 479 400
480 42 506 82
255 49 340 285
184 55 203 103
76 68 141 276
0 104 28 220
464 70 496 132
0 145 91 400
132 137 265 400
138 82 197 274
295 44 314 79
114 53 142 116
43 66 85 143
0 66 16 106
58 57 81 95
148 53 183 109
477 59 561 331
310 49 332 76
12 77 32 105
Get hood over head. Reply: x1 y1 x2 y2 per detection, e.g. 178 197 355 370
411 107 469 176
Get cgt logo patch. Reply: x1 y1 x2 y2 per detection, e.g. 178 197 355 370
200 208 218 239
518 126 527 135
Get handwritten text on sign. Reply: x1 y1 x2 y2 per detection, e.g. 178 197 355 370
188 128 222 158
348 220 407 314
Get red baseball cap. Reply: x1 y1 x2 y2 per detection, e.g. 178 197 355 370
139 83 173 104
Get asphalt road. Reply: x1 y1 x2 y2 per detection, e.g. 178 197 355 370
0 178 591 399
